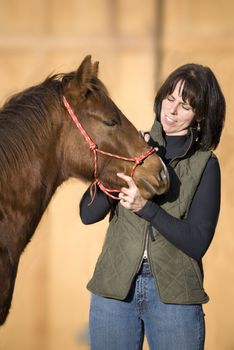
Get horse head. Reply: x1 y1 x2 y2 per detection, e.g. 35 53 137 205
61 55 169 199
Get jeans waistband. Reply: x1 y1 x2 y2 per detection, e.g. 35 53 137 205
138 259 152 276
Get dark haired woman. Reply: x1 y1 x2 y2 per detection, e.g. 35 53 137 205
80 63 225 350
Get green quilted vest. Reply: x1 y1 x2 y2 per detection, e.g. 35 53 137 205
87 122 212 304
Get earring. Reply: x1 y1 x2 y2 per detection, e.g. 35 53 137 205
197 121 201 132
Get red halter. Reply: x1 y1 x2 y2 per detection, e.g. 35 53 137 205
63 96 156 201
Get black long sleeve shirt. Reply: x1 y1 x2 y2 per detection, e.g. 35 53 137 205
80 135 221 261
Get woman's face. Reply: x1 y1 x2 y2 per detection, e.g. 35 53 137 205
160 81 196 136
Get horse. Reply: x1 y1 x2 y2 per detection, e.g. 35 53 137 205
0 55 169 325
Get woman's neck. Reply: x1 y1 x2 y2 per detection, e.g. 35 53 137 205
164 134 190 162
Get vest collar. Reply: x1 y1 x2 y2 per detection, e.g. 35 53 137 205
149 120 198 162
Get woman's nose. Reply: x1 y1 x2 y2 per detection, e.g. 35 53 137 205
170 102 178 114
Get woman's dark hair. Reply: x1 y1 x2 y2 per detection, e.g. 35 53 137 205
154 64 226 150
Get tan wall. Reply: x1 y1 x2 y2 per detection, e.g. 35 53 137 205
0 1 233 349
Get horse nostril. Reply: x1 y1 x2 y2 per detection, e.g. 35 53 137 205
159 168 167 182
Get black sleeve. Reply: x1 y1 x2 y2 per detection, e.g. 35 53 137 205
137 157 221 260
79 187 117 224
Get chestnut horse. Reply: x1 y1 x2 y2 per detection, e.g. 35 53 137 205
0 55 169 325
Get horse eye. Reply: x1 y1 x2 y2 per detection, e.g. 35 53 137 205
103 119 117 127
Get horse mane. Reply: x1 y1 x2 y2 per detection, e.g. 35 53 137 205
0 71 109 181
0 77 61 180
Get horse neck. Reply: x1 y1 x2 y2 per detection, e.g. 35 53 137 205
0 108 67 258
0 100 96 259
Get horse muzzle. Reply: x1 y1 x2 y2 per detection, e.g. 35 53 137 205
136 157 170 199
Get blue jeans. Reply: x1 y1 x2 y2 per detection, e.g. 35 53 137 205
89 261 205 350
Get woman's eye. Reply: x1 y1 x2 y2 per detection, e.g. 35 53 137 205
182 103 192 111
103 119 117 127
167 95 174 102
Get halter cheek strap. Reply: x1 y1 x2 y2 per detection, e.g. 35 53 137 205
63 96 155 201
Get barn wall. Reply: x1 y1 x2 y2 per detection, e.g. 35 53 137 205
0 1 233 349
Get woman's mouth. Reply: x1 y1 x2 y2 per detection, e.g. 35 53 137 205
165 115 177 124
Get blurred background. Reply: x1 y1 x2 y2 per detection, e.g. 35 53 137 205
0 0 233 349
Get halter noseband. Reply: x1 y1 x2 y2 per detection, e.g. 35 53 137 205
63 96 156 201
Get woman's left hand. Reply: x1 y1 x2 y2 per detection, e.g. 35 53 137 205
117 173 147 212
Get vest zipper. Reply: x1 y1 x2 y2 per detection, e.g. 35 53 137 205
169 128 195 166
143 231 149 260
136 130 195 273
137 223 155 271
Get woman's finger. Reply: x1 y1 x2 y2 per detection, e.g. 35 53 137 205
117 173 137 189
144 133 150 143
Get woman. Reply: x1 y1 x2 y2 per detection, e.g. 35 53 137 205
80 63 225 350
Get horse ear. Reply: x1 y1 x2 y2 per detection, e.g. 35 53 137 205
75 55 99 96
63 55 100 102
76 55 92 86
92 61 99 78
